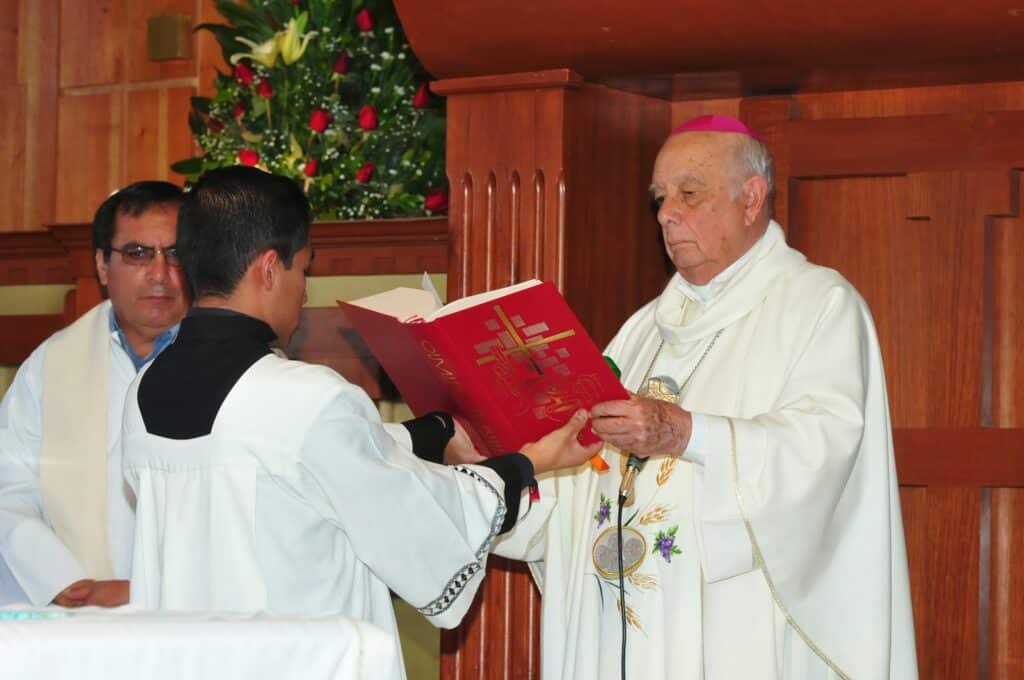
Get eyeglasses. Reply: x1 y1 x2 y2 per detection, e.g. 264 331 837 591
109 244 181 267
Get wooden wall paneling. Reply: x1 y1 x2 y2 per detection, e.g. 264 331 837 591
794 82 1024 122
56 93 119 223
23 0 59 232
124 0 194 83
989 179 1024 680
562 84 670 348
786 111 1024 177
435 70 581 299
898 486 928 674
0 231 69 285
165 85 195 180
11 0 58 233
1 0 16 80
739 96 796 232
788 172 985 428
0 89 26 230
50 223 104 318
990 488 1024 680
991 189 1023 426
0 314 65 365
922 487 983 680
123 87 193 184
196 0 225 99
893 429 1024 487
59 0 122 88
307 218 448 276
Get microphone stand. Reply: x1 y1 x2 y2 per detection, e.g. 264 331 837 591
617 453 646 680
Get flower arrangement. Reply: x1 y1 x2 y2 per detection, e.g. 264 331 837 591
172 0 448 220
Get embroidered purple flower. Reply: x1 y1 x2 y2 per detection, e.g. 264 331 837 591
594 494 611 527
653 526 682 562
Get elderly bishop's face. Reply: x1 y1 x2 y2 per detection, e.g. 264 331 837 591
650 132 763 286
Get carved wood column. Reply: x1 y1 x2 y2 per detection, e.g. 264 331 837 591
432 69 669 679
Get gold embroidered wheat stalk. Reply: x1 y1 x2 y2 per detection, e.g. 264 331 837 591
638 505 671 525
616 598 645 632
628 573 659 590
657 458 677 486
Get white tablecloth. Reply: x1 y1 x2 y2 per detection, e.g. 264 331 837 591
0 607 402 679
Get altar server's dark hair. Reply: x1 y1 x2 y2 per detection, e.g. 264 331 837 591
177 166 311 298
93 181 184 259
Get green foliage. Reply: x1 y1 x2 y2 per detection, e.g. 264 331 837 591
176 0 448 220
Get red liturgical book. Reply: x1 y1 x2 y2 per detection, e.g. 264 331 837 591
338 279 627 465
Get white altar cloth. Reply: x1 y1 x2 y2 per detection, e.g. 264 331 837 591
0 607 401 679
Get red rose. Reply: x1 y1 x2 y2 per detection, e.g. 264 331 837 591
355 162 374 184
355 9 374 31
238 149 259 166
232 100 246 118
358 105 378 131
256 78 273 99
233 62 254 86
423 188 448 212
207 117 224 132
309 108 332 133
413 83 430 109
332 50 349 75
303 159 319 177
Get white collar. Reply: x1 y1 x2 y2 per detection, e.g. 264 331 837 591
673 224 771 307
654 221 806 344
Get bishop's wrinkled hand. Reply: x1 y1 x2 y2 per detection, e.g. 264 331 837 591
590 394 692 458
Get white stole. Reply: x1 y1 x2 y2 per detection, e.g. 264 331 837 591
39 301 114 579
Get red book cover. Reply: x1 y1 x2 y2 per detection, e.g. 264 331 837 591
338 280 627 459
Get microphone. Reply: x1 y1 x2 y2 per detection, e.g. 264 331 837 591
617 376 680 505
618 454 646 504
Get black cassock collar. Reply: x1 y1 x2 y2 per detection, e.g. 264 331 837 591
137 307 277 439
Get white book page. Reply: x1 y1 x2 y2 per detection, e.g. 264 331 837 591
427 279 542 321
346 287 439 321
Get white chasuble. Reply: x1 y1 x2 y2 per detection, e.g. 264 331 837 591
124 354 507 679
494 222 918 680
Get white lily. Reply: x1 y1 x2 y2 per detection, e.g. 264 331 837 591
230 35 280 68
279 13 318 65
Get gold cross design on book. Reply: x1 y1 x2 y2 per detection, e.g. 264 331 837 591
475 304 576 375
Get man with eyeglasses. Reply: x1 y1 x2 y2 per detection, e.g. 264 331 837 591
0 181 188 609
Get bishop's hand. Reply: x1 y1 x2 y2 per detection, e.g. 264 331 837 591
590 394 693 458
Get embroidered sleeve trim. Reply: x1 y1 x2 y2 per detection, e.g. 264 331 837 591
453 465 506 560
415 465 507 619
417 561 482 618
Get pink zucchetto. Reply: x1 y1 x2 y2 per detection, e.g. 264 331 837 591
669 114 764 142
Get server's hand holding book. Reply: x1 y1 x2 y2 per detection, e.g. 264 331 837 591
338 278 627 471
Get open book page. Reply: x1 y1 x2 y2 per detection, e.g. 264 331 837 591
421 272 444 309
427 279 542 321
344 287 438 322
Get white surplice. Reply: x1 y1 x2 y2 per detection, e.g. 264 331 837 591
123 353 508 678
495 222 917 679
